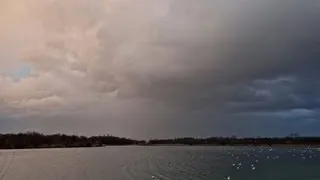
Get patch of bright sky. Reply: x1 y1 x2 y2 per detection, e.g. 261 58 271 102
2 64 32 81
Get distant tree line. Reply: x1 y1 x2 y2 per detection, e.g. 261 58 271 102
1 132 319 149
147 137 320 146
0 132 145 149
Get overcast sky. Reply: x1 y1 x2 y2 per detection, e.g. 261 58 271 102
1 0 320 139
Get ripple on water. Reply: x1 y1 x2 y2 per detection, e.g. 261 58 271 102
0 152 15 180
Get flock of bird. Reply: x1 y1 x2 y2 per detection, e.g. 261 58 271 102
225 147 318 180
148 146 319 180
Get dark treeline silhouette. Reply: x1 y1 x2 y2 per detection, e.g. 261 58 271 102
0 132 145 149
148 137 320 146
1 132 320 149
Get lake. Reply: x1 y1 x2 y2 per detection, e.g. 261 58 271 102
0 146 319 180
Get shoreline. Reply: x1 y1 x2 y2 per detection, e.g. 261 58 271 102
0 144 319 151
1 132 320 150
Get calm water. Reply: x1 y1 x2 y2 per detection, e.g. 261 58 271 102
0 146 319 180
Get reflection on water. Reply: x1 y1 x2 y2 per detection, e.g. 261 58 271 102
0 146 319 180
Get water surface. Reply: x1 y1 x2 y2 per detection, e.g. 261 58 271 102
0 146 319 180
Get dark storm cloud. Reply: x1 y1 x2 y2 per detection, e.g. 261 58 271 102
118 0 320 114
104 0 320 137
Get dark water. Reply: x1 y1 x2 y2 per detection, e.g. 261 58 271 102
0 146 319 180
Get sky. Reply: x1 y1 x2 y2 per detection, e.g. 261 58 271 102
1 0 320 139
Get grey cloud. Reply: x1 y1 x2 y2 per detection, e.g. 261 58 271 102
116 0 320 111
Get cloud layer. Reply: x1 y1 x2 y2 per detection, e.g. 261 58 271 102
1 0 320 138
